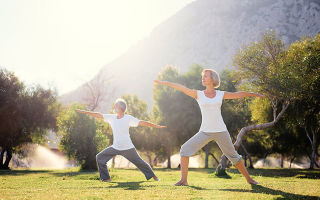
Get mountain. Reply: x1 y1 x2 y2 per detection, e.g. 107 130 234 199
60 0 320 111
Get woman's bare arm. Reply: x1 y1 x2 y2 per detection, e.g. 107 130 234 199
223 91 264 99
154 80 197 99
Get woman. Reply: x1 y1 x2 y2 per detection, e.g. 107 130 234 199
76 98 166 182
154 69 262 186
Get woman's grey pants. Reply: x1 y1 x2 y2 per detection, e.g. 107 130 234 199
180 131 242 165
96 147 155 180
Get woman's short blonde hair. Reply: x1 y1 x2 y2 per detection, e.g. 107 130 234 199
202 69 220 88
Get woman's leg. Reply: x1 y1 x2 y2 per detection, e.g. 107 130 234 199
214 131 258 184
234 161 258 184
174 156 189 186
121 148 158 181
175 131 213 186
96 147 119 181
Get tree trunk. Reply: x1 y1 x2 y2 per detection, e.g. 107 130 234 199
167 155 171 169
280 154 284 168
166 148 172 169
111 156 115 168
240 143 254 169
244 155 247 167
153 155 159 167
209 153 219 165
0 147 4 168
215 101 289 175
230 133 253 169
202 144 210 168
289 156 295 168
263 152 269 167
81 156 97 170
305 127 317 170
3 147 12 169
145 152 153 168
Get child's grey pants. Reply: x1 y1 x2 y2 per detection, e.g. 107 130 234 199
180 131 242 165
96 147 155 180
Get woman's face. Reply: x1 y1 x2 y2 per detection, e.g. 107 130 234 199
202 71 213 87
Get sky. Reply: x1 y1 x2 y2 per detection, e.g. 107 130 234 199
0 0 195 95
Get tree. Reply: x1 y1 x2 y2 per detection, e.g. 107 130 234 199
278 34 320 169
216 31 292 174
247 34 320 169
217 32 320 173
57 104 109 170
0 68 58 169
83 72 115 112
153 65 203 168
248 97 310 168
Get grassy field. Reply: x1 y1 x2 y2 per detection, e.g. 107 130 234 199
0 167 320 200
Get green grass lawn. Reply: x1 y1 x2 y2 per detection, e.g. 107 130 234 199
0 167 320 200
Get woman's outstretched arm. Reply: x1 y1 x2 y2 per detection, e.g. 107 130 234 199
223 91 264 99
139 121 166 129
154 80 197 99
76 109 104 119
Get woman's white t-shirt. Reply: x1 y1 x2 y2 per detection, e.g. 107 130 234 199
103 114 140 150
196 90 228 132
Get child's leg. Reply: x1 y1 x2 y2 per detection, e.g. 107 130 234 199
121 148 156 180
96 147 119 180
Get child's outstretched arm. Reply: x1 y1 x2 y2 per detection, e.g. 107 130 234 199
76 109 103 119
139 120 166 129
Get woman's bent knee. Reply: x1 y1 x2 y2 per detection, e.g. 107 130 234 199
180 144 193 157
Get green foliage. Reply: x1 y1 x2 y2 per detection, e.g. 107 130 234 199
234 31 289 100
57 104 109 170
152 65 204 163
0 68 59 168
236 32 320 162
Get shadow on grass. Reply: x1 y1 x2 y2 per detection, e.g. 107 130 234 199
187 185 213 190
0 169 52 176
211 168 320 179
0 169 98 179
106 181 154 190
218 184 320 200
245 168 320 179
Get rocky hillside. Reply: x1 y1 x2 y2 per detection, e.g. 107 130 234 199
60 0 320 111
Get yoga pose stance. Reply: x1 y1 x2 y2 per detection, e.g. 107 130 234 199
77 98 166 182
154 69 262 186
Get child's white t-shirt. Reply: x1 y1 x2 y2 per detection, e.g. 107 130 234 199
103 114 140 150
